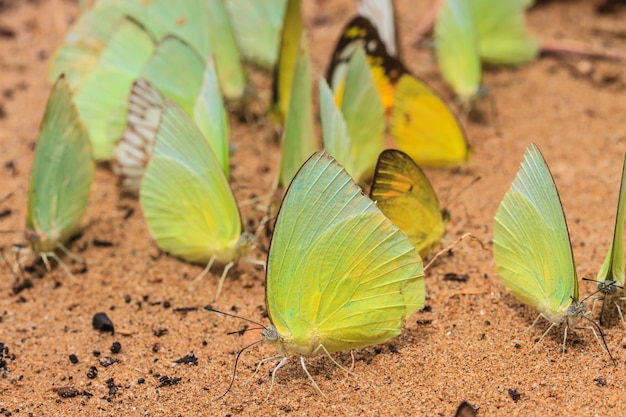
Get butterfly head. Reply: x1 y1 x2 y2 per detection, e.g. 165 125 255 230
597 279 619 296
261 324 288 356
565 299 587 326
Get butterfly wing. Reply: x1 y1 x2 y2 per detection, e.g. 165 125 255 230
319 79 353 178
271 0 303 124
597 154 626 288
139 101 243 264
473 0 539 65
336 46 384 182
112 80 164 195
370 150 447 258
276 31 316 190
225 0 287 69
267 151 424 354
73 18 155 160
390 74 469 166
49 0 145 88
358 0 399 57
493 143 577 323
27 77 93 253
434 0 482 103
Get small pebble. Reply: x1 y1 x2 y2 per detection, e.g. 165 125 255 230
68 354 78 364
86 366 98 379
110 341 121 354
92 312 114 334
137 377 145 384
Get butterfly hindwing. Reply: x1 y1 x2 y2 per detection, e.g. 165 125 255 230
139 101 243 264
370 150 446 258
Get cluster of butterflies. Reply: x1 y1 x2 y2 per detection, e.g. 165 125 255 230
9 0 624 403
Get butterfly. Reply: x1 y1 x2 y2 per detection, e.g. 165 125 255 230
270 0 304 125
21 76 93 274
320 45 384 183
370 149 448 259
259 150 424 395
225 0 287 70
594 154 626 325
113 36 229 195
72 17 155 160
139 100 252 298
493 143 613 358
327 15 469 167
275 29 316 192
434 0 538 104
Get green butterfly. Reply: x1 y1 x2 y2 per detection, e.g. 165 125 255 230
72 17 155 160
23 76 93 273
595 154 626 324
322 45 384 183
113 36 229 195
434 0 538 104
493 143 611 357
225 0 287 70
275 30 316 192
139 100 252 298
52 0 246 104
260 150 424 395
270 0 304 125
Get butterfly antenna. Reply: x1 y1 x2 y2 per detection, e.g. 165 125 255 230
441 175 482 213
214 339 264 400
580 315 617 366
226 325 265 336
424 233 486 271
204 306 268 329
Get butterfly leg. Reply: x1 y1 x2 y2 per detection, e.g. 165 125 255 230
194 256 215 283
314 344 357 377
615 299 626 329
57 242 86 265
266 356 289 401
561 324 569 356
214 261 234 301
244 355 282 385
522 313 544 336
299 356 327 399
530 320 557 352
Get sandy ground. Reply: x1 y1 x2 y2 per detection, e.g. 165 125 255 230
1 0 626 415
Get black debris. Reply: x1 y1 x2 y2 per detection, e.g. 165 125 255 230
508 388 521 402
173 306 197 313
137 377 145 384
55 386 80 398
92 312 114 334
92 239 113 247
110 341 121 354
86 366 98 379
594 377 607 387
443 273 469 282
68 354 78 364
99 356 119 367
174 353 198 365
157 375 182 388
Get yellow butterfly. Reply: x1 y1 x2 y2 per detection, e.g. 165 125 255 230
327 16 469 167
370 149 448 258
